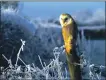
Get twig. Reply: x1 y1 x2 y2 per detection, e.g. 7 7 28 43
15 39 25 66
2 54 8 62
38 55 44 69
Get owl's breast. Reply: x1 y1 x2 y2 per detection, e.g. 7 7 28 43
62 26 73 54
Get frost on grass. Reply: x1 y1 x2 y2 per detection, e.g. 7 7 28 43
0 39 105 80
0 39 68 80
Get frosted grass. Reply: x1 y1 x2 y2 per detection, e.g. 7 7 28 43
0 39 105 80
0 6 105 80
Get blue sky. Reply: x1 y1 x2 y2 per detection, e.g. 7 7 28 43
21 2 105 18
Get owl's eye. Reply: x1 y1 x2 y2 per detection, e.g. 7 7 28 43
64 17 68 22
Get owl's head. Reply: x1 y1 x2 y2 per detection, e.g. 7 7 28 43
59 13 73 27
